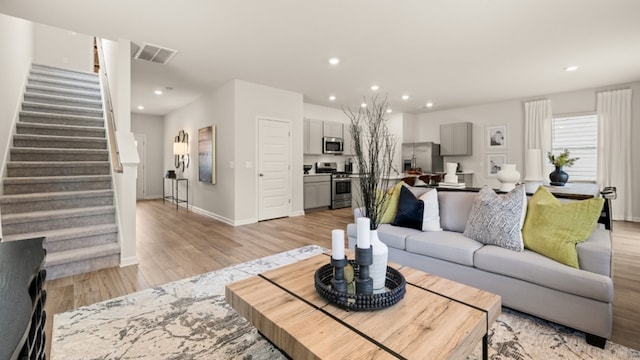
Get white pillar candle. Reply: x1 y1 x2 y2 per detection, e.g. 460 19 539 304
356 217 371 249
331 229 345 260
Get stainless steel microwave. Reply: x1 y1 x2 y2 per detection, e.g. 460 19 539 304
323 137 343 154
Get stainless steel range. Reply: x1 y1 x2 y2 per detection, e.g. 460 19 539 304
316 162 352 209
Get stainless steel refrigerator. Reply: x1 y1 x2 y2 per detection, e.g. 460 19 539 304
402 142 443 173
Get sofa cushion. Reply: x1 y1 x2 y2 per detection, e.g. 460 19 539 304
437 191 477 233
392 185 424 230
376 223 421 250
419 188 442 232
522 186 605 268
463 185 526 252
474 245 613 302
405 231 483 266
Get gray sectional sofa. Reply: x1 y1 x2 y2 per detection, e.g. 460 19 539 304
347 188 613 347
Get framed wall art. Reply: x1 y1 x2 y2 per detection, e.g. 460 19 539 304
487 153 507 177
198 125 216 184
486 124 507 150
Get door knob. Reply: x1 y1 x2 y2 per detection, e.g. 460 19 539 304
259 173 264 177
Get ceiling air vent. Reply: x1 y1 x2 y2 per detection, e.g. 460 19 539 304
133 43 177 64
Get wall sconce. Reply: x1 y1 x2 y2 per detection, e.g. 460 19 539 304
174 130 189 171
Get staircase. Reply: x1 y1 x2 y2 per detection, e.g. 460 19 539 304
0 64 120 280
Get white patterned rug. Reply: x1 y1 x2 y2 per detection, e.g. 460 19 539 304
53 245 640 359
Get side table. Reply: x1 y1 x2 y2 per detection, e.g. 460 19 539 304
163 177 189 211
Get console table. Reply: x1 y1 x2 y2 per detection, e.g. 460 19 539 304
162 177 188 211
0 237 47 360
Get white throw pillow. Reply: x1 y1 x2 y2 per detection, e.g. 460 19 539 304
419 189 442 232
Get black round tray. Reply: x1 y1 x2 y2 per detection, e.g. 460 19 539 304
314 260 406 311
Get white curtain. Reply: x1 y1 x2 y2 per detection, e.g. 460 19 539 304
524 99 552 176
597 89 633 221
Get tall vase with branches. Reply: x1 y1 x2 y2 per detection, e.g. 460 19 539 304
344 95 396 289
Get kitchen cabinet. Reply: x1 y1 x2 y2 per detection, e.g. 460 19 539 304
304 118 323 155
342 124 354 156
323 121 343 138
304 175 331 209
440 122 472 156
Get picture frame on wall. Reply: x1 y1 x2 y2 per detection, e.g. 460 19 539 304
487 153 507 177
487 124 507 150
198 125 216 184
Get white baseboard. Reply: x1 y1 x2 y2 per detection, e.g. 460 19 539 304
189 205 236 226
120 255 139 267
290 210 305 217
144 195 163 200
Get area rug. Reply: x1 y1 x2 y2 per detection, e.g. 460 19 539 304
53 245 640 359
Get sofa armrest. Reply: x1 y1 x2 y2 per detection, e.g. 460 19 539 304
577 228 612 277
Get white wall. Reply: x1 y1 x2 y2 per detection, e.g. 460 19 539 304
33 23 92 73
413 81 640 220
164 79 303 225
234 80 304 222
164 80 236 222
131 113 164 198
0 14 33 189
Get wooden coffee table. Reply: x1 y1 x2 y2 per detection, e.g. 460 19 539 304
225 253 501 360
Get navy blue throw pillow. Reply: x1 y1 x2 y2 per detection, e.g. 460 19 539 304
392 185 424 230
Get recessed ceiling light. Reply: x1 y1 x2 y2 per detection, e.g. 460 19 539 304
402 95 409 100
426 102 434 108
386 109 392 113
360 103 367 108
154 90 163 95
371 85 379 91
137 105 144 110
329 95 336 101
328 57 340 65
564 65 579 72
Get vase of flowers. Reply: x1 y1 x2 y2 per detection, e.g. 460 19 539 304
344 96 396 290
547 149 579 186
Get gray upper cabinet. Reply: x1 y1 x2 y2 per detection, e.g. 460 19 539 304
342 124 354 156
304 118 323 155
323 121 343 138
440 122 472 156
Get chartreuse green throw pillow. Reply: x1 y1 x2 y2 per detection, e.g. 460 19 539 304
522 186 604 268
378 181 405 224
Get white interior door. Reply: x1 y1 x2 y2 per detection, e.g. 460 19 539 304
134 134 146 199
258 118 291 221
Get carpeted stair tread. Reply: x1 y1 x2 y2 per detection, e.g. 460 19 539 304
6 161 110 169
5 161 110 177
1 205 115 224
28 75 101 91
23 92 102 108
0 189 113 203
12 134 107 147
3 174 112 184
30 67 99 84
45 243 120 267
16 121 105 132
26 84 102 100
10 147 108 155
22 102 103 118
20 109 104 122
32 63 98 76
1 223 118 243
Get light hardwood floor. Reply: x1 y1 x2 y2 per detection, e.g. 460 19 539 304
44 199 640 357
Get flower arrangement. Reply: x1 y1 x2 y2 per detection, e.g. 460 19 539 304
547 149 579 167
343 96 396 230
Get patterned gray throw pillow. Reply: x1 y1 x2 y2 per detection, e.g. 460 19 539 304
463 185 527 252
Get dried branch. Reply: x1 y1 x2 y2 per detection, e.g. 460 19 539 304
343 95 396 230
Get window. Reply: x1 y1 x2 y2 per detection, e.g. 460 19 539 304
551 114 597 181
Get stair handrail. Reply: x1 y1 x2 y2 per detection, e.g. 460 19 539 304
95 38 124 174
